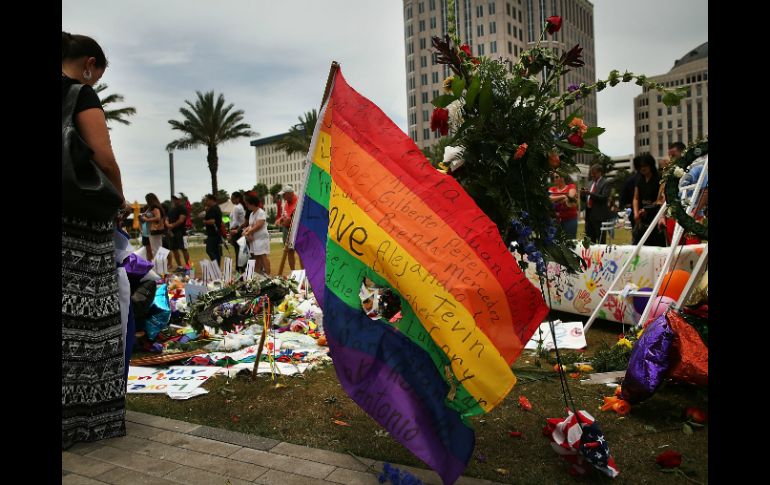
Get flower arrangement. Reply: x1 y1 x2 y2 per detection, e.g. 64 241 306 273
429 0 685 273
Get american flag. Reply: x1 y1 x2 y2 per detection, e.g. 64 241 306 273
545 409 620 478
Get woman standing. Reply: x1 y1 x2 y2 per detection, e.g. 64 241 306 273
62 32 127 449
548 173 578 239
633 154 666 246
141 193 165 259
242 192 271 275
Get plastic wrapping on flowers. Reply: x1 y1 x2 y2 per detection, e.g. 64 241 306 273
429 0 685 274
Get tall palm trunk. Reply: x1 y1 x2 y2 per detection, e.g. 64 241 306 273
207 145 219 195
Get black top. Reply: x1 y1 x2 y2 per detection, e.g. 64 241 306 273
619 173 640 207
62 75 102 118
167 206 186 235
636 174 661 207
205 205 223 239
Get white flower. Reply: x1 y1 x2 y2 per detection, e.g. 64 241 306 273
443 145 465 171
446 98 465 130
673 167 685 178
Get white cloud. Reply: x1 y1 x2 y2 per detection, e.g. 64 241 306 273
64 0 706 203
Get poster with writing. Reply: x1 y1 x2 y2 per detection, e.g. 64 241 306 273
127 366 219 394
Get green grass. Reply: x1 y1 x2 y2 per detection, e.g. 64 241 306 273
127 314 707 484
170 241 296 277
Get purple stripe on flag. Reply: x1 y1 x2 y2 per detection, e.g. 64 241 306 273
326 332 468 485
295 223 327 308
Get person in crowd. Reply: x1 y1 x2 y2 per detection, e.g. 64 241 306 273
228 192 247 271
548 172 578 239
165 194 191 272
633 154 666 246
580 164 611 244
140 204 153 260
62 31 127 449
275 185 299 270
202 194 223 265
141 193 166 259
242 192 271 274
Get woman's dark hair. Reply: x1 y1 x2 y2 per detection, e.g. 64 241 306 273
634 153 658 179
62 32 108 68
145 193 164 216
244 193 262 207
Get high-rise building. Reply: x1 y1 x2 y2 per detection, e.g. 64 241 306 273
633 42 708 160
403 0 597 150
250 133 306 216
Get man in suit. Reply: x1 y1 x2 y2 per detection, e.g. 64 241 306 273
581 164 612 244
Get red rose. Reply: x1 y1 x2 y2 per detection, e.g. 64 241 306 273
685 407 708 424
459 44 472 57
430 108 449 136
514 143 528 159
546 16 563 34
656 450 682 468
567 133 585 147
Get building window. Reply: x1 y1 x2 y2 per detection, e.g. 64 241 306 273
526 0 534 41
477 24 484 36
677 118 682 128
420 56 427 68
432 71 439 83
477 5 484 17
422 92 429 103
514 45 518 56
658 121 663 130
410 112 417 125
489 2 496 14
421 73 428 85
429 0 436 11
411 130 417 142
406 24 413 37
419 20 425 32
408 59 414 72
667 120 672 129
490 21 496 34
423 110 430 122
696 84 702 96
490 41 497 53
507 2 511 15
657 108 662 117
519 27 523 39
430 16 437 29
433 89 439 98
507 22 512 35
423 128 430 140
420 37 427 49
419 2 424 14
508 41 513 54
409 95 416 107
478 43 485 55
406 6 412 20
407 43 414 55
667 106 672 115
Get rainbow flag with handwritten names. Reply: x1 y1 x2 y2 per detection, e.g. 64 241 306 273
292 68 549 484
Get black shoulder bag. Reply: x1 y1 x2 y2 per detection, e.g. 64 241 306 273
62 84 122 220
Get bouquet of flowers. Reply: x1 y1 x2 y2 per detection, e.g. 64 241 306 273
429 0 685 273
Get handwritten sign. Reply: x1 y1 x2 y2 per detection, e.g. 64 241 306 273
127 366 218 394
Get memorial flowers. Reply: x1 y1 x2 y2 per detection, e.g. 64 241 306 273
429 0 685 273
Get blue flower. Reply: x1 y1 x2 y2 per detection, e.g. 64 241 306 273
521 210 529 219
521 226 533 238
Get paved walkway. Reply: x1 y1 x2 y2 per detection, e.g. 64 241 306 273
62 411 503 485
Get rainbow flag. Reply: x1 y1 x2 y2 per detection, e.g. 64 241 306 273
293 68 548 484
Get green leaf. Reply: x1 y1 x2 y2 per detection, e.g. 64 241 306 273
432 94 459 108
583 127 605 140
682 422 693 435
554 140 579 152
452 76 466 97
465 75 481 108
662 91 683 107
479 80 493 116
564 108 584 125
687 421 705 428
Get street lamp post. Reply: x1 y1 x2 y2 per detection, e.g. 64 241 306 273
169 151 175 199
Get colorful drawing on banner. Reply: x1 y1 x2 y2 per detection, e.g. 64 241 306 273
292 67 549 485
126 366 218 394
573 289 592 313
630 254 641 272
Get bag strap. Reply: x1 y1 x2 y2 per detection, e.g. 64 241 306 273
62 83 84 126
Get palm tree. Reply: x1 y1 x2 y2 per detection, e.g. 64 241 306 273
166 91 257 195
275 109 318 156
94 83 137 129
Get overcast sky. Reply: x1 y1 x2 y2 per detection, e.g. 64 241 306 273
63 0 707 204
